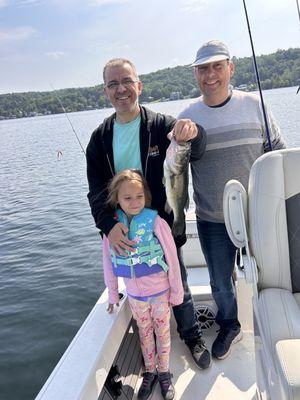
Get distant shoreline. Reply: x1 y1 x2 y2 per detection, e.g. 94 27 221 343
0 48 299 121
1 85 299 122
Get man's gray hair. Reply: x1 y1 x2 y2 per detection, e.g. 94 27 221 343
103 58 139 84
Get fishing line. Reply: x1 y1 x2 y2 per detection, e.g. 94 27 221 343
50 84 86 156
242 0 273 151
296 0 300 22
296 0 300 94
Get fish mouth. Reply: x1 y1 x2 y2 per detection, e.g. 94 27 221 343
164 138 191 175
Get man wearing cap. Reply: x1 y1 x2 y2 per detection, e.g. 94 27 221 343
178 40 286 360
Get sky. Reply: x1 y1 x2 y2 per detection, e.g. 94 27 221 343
0 0 299 94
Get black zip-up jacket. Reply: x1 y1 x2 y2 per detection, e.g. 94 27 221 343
86 106 206 247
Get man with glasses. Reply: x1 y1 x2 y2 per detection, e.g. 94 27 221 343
86 58 211 396
178 40 286 361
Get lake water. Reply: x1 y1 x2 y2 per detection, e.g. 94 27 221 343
0 87 299 400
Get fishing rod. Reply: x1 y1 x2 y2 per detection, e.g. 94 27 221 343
242 0 273 151
50 84 86 156
296 0 300 94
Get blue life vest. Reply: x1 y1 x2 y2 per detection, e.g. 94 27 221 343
110 208 169 278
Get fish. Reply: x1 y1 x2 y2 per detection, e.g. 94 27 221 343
163 137 191 237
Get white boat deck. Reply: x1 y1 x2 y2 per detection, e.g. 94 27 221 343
36 250 259 400
134 328 256 400
133 267 257 400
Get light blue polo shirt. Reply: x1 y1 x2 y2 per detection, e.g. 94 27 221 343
113 115 142 173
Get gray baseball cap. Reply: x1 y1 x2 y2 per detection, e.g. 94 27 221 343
191 40 230 67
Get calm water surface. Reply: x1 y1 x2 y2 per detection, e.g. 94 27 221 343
0 87 299 400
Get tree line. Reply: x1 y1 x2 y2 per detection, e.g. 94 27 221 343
0 48 299 120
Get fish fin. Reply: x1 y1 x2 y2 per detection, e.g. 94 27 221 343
164 200 172 214
172 219 185 237
184 195 189 211
167 131 174 141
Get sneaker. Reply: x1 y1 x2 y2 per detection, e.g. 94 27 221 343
212 327 243 359
188 338 211 369
158 371 176 400
137 371 158 400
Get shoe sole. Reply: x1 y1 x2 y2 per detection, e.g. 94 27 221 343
137 377 158 400
163 390 177 400
193 351 212 370
213 330 243 360
194 357 212 370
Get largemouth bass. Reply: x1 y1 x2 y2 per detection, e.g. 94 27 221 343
163 137 191 237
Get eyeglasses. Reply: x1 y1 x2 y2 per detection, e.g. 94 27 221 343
105 79 139 90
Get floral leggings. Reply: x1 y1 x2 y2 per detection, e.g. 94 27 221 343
128 292 171 373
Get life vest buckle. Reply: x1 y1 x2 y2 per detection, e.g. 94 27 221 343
149 257 158 266
131 256 141 266
129 248 138 256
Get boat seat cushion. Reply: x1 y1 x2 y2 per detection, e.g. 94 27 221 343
276 339 300 400
258 288 300 394
248 149 300 292
259 289 300 358
294 293 300 309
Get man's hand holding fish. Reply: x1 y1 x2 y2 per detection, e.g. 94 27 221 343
163 118 206 237
171 118 198 143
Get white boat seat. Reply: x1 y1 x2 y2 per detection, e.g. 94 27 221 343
295 293 300 309
276 339 300 400
224 148 300 400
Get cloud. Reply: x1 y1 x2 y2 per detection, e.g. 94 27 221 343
17 0 44 5
0 0 43 7
87 39 132 56
45 51 65 59
180 0 209 13
169 58 180 66
0 26 37 45
88 0 130 6
0 0 8 7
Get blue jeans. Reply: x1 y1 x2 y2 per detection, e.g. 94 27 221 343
172 247 202 345
196 220 241 330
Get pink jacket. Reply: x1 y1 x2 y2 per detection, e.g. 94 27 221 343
102 215 184 306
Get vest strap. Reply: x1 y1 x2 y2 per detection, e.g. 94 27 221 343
136 243 162 255
115 254 168 271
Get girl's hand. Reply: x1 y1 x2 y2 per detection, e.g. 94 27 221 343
107 303 119 313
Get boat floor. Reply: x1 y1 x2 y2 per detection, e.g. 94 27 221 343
133 268 257 400
133 326 256 400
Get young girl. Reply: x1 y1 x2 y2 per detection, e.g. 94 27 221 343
102 169 183 400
